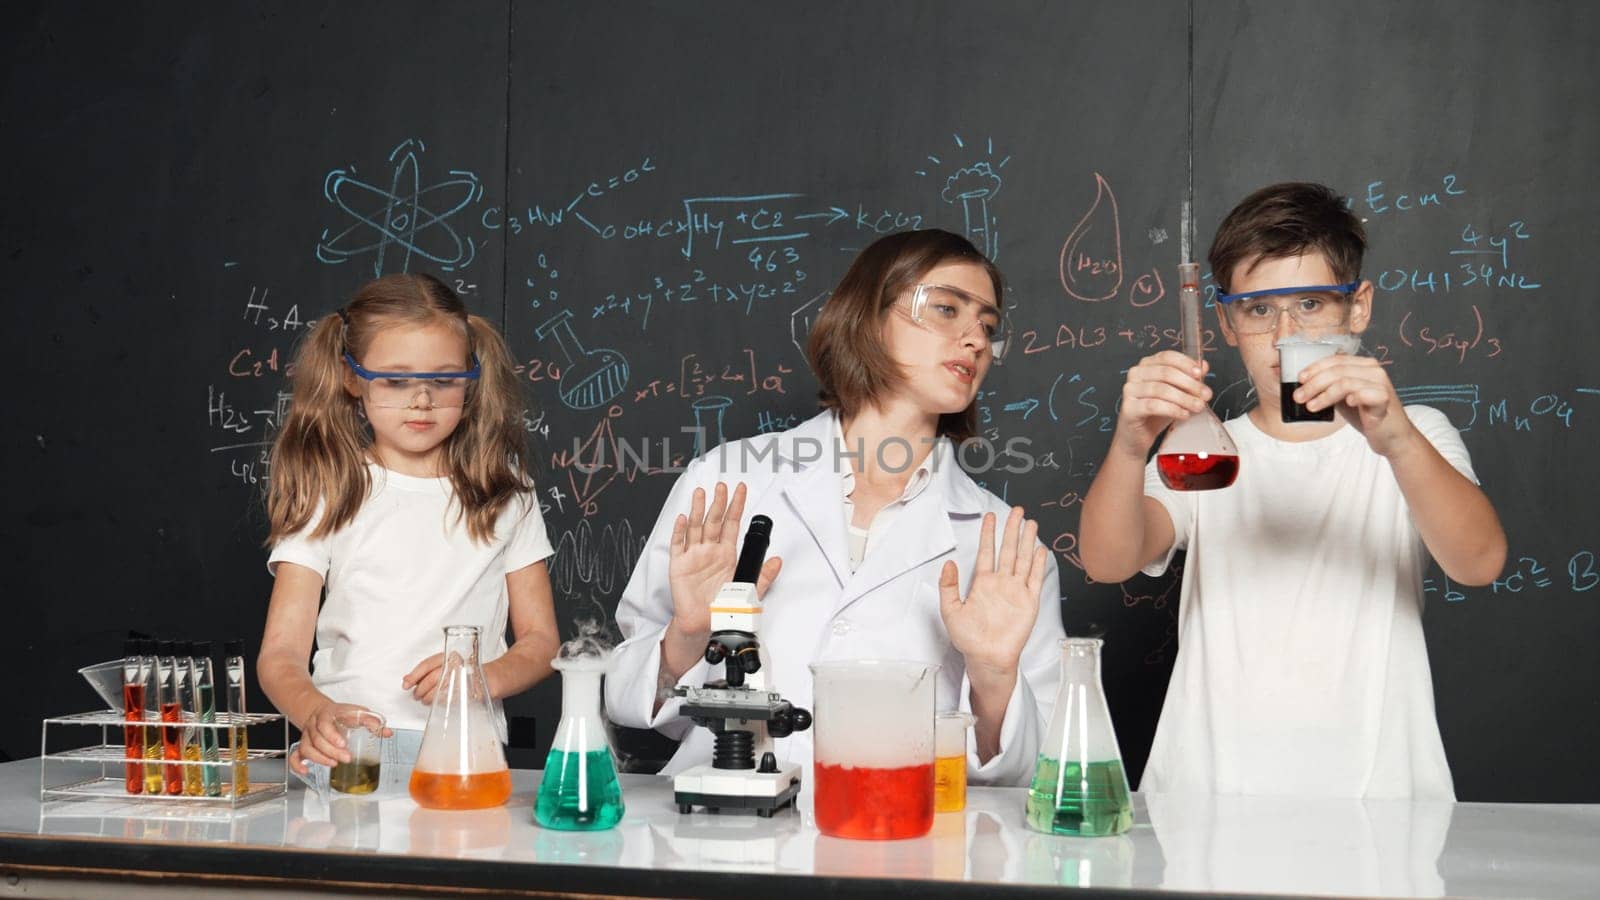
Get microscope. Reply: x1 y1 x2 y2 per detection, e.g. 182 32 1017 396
672 515 811 817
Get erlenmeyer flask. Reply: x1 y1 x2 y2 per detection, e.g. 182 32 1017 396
534 655 624 830
409 626 512 810
1026 638 1133 836
1154 262 1240 491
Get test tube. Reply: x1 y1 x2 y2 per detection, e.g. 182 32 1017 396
139 639 162 794
189 641 222 797
156 641 183 794
224 640 249 795
121 639 145 794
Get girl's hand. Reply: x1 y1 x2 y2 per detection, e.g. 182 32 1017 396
939 508 1047 678
1295 353 1417 456
402 653 446 705
290 702 392 774
666 482 782 643
1112 351 1212 457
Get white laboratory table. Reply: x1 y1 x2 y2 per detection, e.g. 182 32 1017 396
1 757 1597 898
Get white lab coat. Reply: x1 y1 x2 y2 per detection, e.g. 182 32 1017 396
606 411 1065 786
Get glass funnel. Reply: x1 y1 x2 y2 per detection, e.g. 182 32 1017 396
409 626 512 810
1026 638 1133 836
1155 262 1239 491
535 654 624 830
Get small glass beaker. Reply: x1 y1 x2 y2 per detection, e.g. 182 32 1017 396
809 660 938 840
934 711 975 813
329 709 388 795
409 626 512 810
1277 334 1361 423
535 655 624 830
1026 638 1133 836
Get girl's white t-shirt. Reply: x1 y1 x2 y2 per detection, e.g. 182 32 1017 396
268 463 554 732
1140 406 1471 800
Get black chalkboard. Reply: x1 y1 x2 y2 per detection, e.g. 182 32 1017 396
5 0 1596 803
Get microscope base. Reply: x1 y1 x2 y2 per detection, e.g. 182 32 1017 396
673 763 803 817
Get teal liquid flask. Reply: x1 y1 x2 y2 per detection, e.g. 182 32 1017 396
535 655 624 830
1026 638 1134 836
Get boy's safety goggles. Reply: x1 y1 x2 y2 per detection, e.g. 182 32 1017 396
896 283 1012 363
345 353 481 409
1215 282 1359 335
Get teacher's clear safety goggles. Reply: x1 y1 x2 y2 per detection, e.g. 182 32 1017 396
1215 282 1358 335
344 353 480 409
897 283 1012 363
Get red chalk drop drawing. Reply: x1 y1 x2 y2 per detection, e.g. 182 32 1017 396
1059 173 1124 302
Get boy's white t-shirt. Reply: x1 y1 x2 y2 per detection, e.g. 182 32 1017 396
268 463 554 732
1140 405 1471 800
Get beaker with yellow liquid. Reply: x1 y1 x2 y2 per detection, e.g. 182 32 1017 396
409 626 512 810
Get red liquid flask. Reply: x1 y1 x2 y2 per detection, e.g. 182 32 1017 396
1154 263 1240 491
1156 452 1240 491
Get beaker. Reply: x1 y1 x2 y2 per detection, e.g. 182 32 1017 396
934 711 975 813
1155 262 1240 491
809 660 938 840
1026 638 1133 836
329 709 388 795
409 626 512 810
534 655 624 830
1277 334 1361 423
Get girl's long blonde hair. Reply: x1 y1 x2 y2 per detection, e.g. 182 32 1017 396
267 274 530 545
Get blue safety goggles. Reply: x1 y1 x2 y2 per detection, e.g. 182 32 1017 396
1215 282 1360 305
343 353 482 382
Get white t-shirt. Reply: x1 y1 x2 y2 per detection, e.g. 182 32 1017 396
268 463 555 732
1140 406 1471 800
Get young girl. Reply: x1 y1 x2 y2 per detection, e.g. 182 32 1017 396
259 273 560 779
606 229 1065 787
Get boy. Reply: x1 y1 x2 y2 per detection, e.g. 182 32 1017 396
1079 182 1505 799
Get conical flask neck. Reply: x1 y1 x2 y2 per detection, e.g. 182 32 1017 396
558 664 605 721
442 627 482 664
1061 639 1105 686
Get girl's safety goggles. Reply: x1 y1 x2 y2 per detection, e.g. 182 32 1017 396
345 353 481 409
898 283 1012 363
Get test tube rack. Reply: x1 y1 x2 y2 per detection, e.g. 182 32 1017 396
40 709 288 809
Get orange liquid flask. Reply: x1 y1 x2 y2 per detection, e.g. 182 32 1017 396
409 625 512 810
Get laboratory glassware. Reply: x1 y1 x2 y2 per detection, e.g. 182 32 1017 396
534 654 624 830
1026 638 1133 836
410 625 512 809
1155 262 1240 491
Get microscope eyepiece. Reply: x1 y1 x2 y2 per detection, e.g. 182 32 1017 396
731 514 773 584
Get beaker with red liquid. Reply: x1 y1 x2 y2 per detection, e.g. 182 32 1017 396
1154 263 1239 491
409 626 512 810
809 660 938 840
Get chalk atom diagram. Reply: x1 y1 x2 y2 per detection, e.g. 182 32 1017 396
316 138 484 277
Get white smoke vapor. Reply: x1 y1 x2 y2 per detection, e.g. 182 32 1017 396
558 600 616 661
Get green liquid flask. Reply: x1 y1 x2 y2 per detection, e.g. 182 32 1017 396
535 655 624 830
1025 638 1134 836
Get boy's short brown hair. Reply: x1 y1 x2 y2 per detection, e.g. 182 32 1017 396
1208 182 1367 293
805 229 1002 441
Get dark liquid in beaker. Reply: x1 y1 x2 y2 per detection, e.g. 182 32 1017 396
1156 452 1239 491
331 760 382 794
1281 382 1334 423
